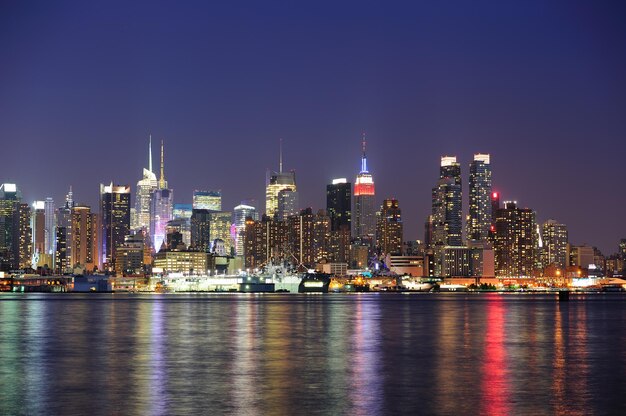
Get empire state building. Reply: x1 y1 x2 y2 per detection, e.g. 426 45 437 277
352 134 376 240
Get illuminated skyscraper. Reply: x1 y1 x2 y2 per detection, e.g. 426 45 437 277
265 141 296 218
151 140 173 252
277 189 299 221
15 203 32 269
494 201 537 277
353 135 376 240
193 190 222 211
467 154 492 242
376 199 403 255
541 219 568 269
190 209 211 251
327 178 351 262
44 197 56 257
100 183 131 270
55 188 74 274
31 201 46 267
72 205 98 272
234 203 258 256
431 156 462 247
0 184 20 270
135 135 158 232
209 211 233 255
173 203 193 220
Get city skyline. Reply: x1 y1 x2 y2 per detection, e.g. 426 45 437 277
1 138 624 256
2 1 626 254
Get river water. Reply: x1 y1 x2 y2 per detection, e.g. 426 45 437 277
0 293 625 415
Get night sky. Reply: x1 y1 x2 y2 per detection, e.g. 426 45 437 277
1 1 625 254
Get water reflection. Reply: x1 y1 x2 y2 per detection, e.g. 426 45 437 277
349 297 382 415
480 296 510 416
0 294 623 415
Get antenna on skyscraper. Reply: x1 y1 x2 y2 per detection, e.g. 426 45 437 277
159 139 165 188
149 134 153 173
279 138 283 173
361 131 368 173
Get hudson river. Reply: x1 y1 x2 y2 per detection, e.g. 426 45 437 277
1 293 625 415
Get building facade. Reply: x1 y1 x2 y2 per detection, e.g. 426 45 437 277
494 201 537 278
100 183 131 271
467 154 492 242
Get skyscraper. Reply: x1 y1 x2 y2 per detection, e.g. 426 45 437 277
0 183 21 270
277 188 299 221
31 201 46 267
234 203 258 256
376 199 403 255
494 201 537 278
265 141 296 218
151 140 173 252
541 219 568 269
353 134 376 241
190 209 211 251
193 190 222 211
72 205 98 272
327 178 351 262
431 156 462 247
467 154 492 242
326 178 352 232
55 188 74 274
15 203 32 269
44 197 56 258
135 135 158 232
209 211 233 254
100 183 131 271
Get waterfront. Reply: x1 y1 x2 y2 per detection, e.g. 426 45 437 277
1 293 625 415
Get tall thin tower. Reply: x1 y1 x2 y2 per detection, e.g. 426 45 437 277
135 135 157 232
151 139 173 251
353 133 376 240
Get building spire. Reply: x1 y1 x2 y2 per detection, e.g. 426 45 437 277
279 138 283 173
360 132 368 173
159 139 166 189
148 134 153 173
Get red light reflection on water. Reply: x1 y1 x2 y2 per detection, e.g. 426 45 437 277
480 296 510 416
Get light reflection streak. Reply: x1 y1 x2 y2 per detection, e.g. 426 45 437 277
150 298 167 416
231 299 260 415
480 296 510 416
349 297 382 416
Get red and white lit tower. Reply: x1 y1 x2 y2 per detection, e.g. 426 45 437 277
352 134 376 240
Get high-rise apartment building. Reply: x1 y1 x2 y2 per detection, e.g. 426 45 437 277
55 190 74 274
353 135 376 240
431 156 462 247
494 201 537 277
100 183 131 271
376 199 403 255
44 197 56 258
467 154 492 242
15 203 32 269
0 183 21 270
243 215 288 268
541 219 568 269
327 178 351 262
72 205 98 272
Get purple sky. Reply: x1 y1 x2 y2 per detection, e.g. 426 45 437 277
1 1 625 254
